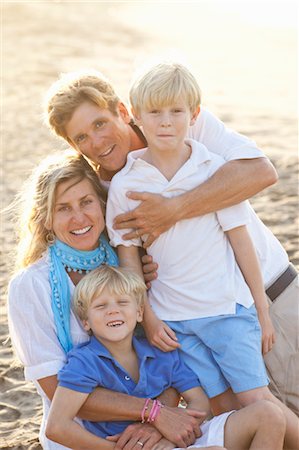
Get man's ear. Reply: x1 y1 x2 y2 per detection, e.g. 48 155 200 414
118 102 132 124
190 105 200 126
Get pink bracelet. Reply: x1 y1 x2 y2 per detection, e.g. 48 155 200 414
141 398 151 423
147 399 164 422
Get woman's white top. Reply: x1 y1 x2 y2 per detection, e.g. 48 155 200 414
8 253 89 450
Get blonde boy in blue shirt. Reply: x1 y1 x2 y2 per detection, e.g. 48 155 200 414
46 265 286 450
106 62 299 449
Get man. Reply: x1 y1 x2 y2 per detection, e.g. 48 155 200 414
44 69 298 442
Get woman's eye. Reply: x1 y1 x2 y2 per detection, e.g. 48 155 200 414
57 206 70 212
95 121 104 129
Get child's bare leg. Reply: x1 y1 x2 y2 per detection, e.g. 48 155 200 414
236 387 299 449
224 400 286 450
209 388 241 416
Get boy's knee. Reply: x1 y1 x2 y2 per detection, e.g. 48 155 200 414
255 400 286 430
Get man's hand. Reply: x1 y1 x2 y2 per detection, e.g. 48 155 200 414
154 405 206 448
113 192 178 248
106 423 163 450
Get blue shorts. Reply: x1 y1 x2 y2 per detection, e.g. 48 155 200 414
165 304 269 398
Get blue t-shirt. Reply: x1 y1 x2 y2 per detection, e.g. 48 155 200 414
58 336 200 438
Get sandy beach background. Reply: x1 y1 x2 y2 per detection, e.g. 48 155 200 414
1 1 298 448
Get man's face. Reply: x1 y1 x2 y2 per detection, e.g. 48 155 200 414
65 101 133 178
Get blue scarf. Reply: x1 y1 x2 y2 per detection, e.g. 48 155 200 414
49 234 118 353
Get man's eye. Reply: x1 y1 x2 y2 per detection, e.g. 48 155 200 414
76 135 86 144
82 199 93 206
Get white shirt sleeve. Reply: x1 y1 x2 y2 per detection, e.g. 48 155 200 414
216 200 251 232
188 108 265 161
106 175 142 248
7 262 67 381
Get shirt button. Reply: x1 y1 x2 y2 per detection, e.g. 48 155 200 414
124 375 130 381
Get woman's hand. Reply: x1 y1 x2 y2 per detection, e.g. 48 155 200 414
113 192 179 248
152 437 175 450
141 254 158 288
143 314 180 352
107 423 163 450
257 307 276 355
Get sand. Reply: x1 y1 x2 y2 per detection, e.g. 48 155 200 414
0 1 298 449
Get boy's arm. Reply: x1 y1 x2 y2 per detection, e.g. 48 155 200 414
114 158 277 248
46 386 115 449
118 245 179 352
226 225 275 355
181 386 211 418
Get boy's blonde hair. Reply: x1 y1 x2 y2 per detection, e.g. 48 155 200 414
74 265 147 321
45 70 120 140
13 149 106 270
129 61 201 116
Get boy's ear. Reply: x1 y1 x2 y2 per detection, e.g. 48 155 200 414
190 106 200 126
82 319 91 332
136 306 144 323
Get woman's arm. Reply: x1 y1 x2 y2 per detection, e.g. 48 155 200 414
226 225 275 355
113 158 277 248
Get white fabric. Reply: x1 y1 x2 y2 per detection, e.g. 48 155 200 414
174 410 234 448
107 140 256 320
8 253 89 450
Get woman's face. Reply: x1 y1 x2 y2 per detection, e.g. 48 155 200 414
51 178 105 251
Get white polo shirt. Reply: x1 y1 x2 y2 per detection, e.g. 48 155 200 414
107 139 257 320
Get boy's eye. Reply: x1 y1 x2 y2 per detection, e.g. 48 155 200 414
119 300 129 305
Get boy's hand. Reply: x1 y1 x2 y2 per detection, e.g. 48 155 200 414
143 316 180 352
107 423 162 450
257 307 276 354
141 254 158 288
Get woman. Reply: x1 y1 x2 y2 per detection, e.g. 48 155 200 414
7 149 204 450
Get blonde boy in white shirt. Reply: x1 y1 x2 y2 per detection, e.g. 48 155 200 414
106 62 299 449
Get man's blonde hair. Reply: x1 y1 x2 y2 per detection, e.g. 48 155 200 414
74 265 146 321
129 61 201 116
45 70 120 140
13 149 106 270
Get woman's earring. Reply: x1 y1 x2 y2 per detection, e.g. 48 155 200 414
46 230 55 245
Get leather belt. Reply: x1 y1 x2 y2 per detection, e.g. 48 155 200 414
266 264 297 302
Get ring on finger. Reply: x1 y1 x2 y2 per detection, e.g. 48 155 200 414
137 441 144 447
135 229 140 238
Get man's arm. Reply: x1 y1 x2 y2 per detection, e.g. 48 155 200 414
114 158 277 248
226 225 276 355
